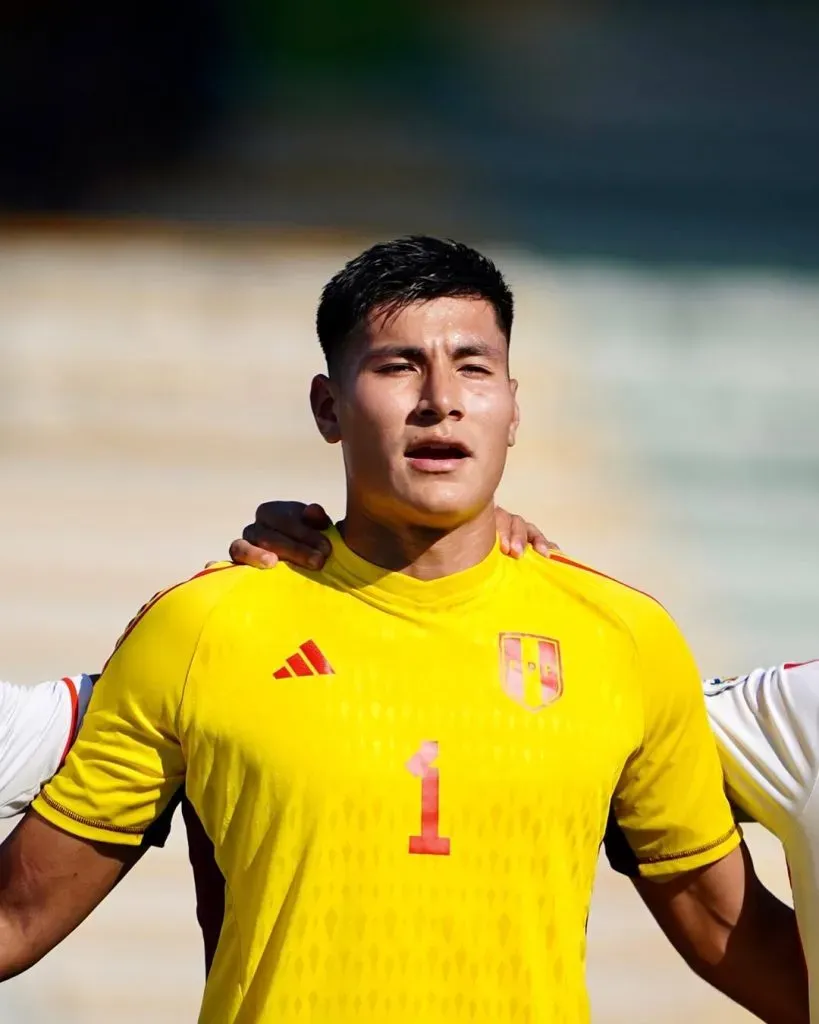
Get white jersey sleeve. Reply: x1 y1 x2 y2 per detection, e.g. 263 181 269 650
0 674 94 817
704 661 819 835
706 661 819 1024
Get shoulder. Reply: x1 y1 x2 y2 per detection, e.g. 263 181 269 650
108 560 330 660
138 562 255 616
705 662 819 824
0 678 68 732
128 562 256 624
706 661 819 730
524 550 675 637
104 563 258 667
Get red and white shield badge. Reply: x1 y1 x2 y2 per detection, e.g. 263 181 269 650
499 633 563 711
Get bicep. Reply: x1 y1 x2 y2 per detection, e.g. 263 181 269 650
614 606 738 877
633 843 808 1024
0 811 142 979
32 596 194 845
633 845 749 965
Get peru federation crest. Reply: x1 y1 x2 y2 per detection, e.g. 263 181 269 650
499 633 563 711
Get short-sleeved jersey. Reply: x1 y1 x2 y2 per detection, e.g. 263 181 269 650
0 675 93 817
34 532 738 1024
704 661 819 1020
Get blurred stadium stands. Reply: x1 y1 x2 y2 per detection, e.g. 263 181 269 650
1 0 817 1020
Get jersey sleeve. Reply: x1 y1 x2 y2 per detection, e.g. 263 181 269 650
0 675 93 818
704 661 819 834
32 565 243 846
611 600 740 878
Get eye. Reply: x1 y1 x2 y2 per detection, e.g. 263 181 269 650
377 363 415 375
460 364 493 377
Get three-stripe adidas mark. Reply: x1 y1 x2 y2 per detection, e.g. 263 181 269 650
273 640 334 679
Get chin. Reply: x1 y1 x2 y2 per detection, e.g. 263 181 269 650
399 482 489 526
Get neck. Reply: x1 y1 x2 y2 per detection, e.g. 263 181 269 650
340 502 498 580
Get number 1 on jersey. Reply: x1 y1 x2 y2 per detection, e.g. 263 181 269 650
406 741 450 856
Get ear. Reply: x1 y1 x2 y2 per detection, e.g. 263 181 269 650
310 374 342 444
507 378 520 448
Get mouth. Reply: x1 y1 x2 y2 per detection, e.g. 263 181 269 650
404 439 472 472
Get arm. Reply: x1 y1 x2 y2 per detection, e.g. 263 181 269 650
612 599 740 879
609 598 809 1018
0 811 141 979
634 843 807 1024
0 568 242 978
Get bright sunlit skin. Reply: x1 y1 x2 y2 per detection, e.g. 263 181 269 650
309 296 519 579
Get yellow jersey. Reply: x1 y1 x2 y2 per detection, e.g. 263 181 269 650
35 529 739 1023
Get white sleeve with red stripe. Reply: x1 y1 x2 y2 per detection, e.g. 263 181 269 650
0 674 94 818
704 661 819 835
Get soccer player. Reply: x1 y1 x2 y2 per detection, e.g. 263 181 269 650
0 237 806 1023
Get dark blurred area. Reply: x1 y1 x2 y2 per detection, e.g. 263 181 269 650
2 0 819 264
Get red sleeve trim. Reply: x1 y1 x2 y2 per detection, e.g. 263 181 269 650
101 564 236 674
59 676 80 765
550 553 666 611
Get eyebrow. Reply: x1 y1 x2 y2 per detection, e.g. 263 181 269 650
367 341 501 362
452 341 499 359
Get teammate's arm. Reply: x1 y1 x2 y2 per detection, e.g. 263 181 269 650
228 500 557 568
612 603 808 1022
705 661 819 833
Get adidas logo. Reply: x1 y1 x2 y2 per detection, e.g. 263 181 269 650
273 640 334 679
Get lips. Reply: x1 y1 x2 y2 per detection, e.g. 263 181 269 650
404 439 472 472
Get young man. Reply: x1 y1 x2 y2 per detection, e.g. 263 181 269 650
0 237 806 1023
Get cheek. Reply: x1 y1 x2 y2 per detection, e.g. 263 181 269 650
348 381 420 431
339 391 407 457
466 390 516 436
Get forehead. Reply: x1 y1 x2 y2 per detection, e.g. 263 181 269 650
365 296 506 352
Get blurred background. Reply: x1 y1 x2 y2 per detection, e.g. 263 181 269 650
1 1 818 1020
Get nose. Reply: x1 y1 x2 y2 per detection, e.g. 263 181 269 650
414 365 465 423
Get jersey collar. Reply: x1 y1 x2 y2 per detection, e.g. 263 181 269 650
323 524 503 611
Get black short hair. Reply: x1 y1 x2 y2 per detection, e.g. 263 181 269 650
316 235 514 374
